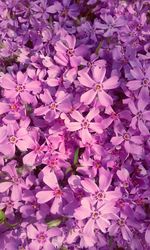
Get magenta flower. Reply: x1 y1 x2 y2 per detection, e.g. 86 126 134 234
0 99 24 121
78 65 119 106
36 171 63 214
54 34 87 67
34 89 71 121
81 167 121 205
0 160 26 201
108 213 133 241
66 220 97 248
111 123 143 155
47 0 79 18
0 196 22 220
94 14 125 37
127 65 150 97
27 223 61 250
20 190 49 220
66 108 103 144
128 97 150 135
1 71 41 103
0 123 34 158
74 197 117 235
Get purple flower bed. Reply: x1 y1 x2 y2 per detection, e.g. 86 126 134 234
0 0 150 249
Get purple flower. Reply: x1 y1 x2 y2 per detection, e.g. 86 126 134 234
74 198 118 235
66 108 103 144
78 66 119 106
54 34 87 67
1 71 41 104
108 213 133 241
0 123 34 158
20 190 49 220
27 223 61 250
127 65 150 98
94 14 125 37
81 167 121 205
111 123 143 155
0 160 26 200
128 96 150 135
34 89 71 121
36 171 63 214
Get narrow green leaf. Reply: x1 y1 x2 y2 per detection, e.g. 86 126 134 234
65 166 72 174
95 40 103 55
73 148 79 165
47 219 62 228
60 246 68 250
0 210 5 223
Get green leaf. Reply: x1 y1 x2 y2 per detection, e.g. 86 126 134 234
47 219 62 228
60 246 68 250
95 40 103 55
0 210 6 223
73 148 79 165
65 166 72 174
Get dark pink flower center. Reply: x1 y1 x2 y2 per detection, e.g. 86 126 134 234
123 133 131 141
95 191 106 201
12 176 20 184
81 119 89 129
66 48 74 57
53 187 62 197
118 218 125 226
48 158 58 169
123 181 129 188
142 78 149 87
37 232 47 243
95 83 103 91
6 200 14 208
136 111 143 120
10 103 18 111
9 135 17 144
50 103 57 110
111 112 119 120
16 84 25 92
92 210 101 220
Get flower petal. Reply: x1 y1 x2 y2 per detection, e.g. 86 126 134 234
111 136 123 145
43 171 58 189
66 122 81 131
0 182 12 192
81 179 99 194
81 89 97 105
78 73 95 87
74 206 91 220
86 108 99 121
27 224 38 239
36 190 54 203
70 110 83 122
126 80 141 90
103 76 119 90
98 91 113 107
92 66 106 83
80 128 92 144
89 122 103 134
